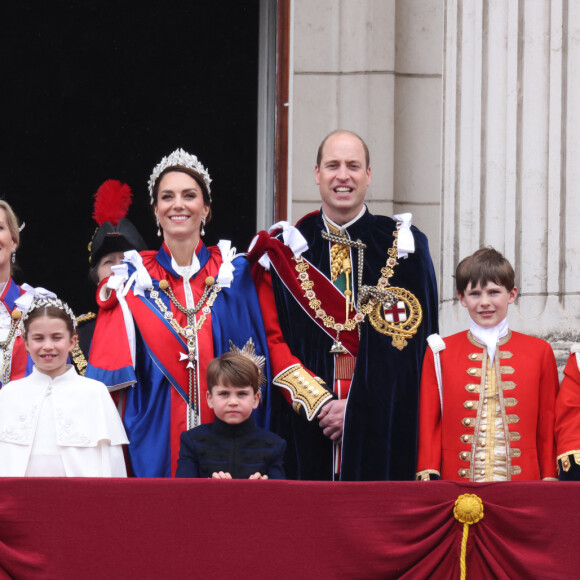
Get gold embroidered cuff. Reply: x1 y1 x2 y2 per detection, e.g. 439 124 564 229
416 469 440 481
557 450 580 472
273 365 332 421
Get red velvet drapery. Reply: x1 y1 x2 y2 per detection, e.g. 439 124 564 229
0 479 577 579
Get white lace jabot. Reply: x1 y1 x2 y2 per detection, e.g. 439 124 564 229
470 317 509 364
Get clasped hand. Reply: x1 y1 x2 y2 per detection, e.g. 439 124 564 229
211 471 268 479
317 399 347 441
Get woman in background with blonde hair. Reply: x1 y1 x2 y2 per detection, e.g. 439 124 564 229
0 200 30 388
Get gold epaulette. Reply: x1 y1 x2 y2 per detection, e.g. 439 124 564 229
76 312 97 325
273 364 333 421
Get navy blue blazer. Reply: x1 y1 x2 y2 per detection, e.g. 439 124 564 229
175 415 286 479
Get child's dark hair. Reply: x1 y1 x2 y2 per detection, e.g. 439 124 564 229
455 247 515 296
23 303 77 338
206 352 260 394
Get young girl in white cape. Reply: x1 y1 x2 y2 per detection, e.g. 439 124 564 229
0 292 128 477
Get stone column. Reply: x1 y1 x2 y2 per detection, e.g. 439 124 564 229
440 0 579 363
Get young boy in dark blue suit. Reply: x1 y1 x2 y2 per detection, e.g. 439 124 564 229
176 352 286 479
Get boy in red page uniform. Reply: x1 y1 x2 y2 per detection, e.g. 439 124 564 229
416 248 558 481
555 347 580 480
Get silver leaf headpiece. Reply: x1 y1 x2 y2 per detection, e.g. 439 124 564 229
21 297 78 330
228 338 267 387
148 148 212 205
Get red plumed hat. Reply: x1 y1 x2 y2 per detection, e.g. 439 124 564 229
89 180 147 266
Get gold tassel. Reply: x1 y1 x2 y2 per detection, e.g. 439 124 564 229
453 494 484 580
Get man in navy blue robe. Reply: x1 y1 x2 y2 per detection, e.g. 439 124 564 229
249 130 438 480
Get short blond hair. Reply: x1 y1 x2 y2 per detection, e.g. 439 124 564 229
0 200 21 247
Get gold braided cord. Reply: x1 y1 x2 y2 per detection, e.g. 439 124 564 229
453 494 484 580
330 243 350 282
0 314 23 386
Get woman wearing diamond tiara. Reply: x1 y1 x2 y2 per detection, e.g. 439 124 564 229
0 200 31 388
0 290 128 476
86 149 275 478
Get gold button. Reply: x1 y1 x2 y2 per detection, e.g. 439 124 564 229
159 280 169 290
462 435 469 442
11 309 22 320
205 276 215 286
465 419 471 425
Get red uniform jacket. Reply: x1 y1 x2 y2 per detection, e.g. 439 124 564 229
417 330 558 481
555 352 580 473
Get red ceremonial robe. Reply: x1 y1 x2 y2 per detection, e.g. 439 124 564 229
555 351 580 479
0 278 29 388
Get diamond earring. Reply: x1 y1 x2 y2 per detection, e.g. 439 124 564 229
201 217 206 236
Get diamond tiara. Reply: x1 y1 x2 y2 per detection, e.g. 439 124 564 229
21 297 78 330
148 148 212 205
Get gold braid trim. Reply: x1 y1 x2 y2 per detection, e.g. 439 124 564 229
273 364 332 421
76 312 97 324
416 469 440 481
557 450 580 473
71 344 88 376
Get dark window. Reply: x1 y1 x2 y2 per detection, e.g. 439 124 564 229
1 1 259 314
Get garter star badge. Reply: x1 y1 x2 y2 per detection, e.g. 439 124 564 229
362 287 423 350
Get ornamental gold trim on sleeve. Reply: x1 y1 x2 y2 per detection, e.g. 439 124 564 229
71 345 88 376
273 365 332 420
416 469 440 481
